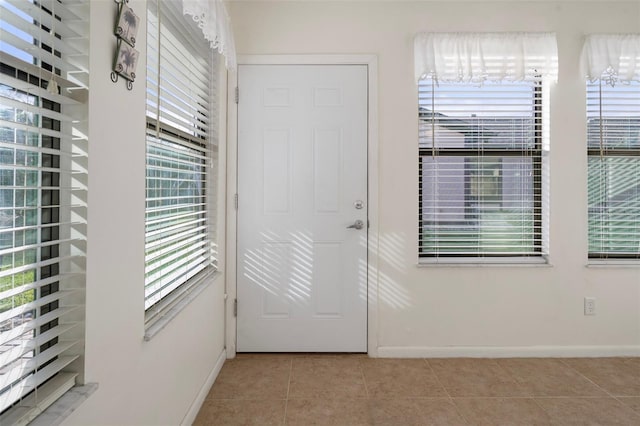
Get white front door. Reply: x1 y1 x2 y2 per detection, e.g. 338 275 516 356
237 64 368 352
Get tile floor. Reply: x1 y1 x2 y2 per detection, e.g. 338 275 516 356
194 354 640 425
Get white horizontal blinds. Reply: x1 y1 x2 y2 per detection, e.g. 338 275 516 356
145 0 216 312
0 0 89 91
415 33 555 259
582 34 640 259
0 0 88 416
419 80 544 257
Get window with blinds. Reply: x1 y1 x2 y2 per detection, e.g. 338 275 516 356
418 79 548 259
0 0 88 421
587 79 640 258
145 0 217 323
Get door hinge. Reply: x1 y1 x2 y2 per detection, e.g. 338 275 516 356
233 299 238 317
234 86 239 104
234 193 238 210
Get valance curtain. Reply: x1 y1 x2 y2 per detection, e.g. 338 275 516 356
183 0 237 70
414 32 558 83
580 34 640 84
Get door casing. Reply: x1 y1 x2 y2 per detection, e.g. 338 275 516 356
225 55 379 358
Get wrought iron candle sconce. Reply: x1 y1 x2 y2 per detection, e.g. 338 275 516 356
111 0 140 90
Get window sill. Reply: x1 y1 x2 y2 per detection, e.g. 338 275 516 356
144 268 219 342
0 373 97 426
30 382 98 426
586 260 640 268
418 257 551 268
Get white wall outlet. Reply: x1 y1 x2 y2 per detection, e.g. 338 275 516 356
584 297 596 316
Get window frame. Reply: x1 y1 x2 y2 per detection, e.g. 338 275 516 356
418 78 547 261
143 0 218 332
587 79 640 260
0 0 89 421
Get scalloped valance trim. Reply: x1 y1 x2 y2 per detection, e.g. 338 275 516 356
414 32 558 84
580 34 640 85
183 0 237 70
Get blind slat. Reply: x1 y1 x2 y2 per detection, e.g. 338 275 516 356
0 54 84 102
3 0 82 37
0 323 78 379
0 289 74 325
0 4 81 56
0 306 79 348
146 248 209 281
0 355 78 413
0 28 81 77
144 260 209 309
146 132 211 155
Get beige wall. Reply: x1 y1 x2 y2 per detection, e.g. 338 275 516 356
228 1 640 355
63 1 227 424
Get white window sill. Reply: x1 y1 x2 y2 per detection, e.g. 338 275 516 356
29 383 98 426
587 260 640 268
144 269 219 342
0 373 97 426
418 257 551 268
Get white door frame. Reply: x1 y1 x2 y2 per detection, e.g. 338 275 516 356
225 55 379 358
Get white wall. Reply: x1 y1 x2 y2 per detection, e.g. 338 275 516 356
63 1 227 424
228 1 640 356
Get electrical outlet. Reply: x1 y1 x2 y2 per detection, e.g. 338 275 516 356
584 297 596 316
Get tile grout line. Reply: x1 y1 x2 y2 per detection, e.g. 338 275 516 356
561 359 640 414
492 358 533 399
358 358 374 425
423 358 471 425
608 394 640 418
359 357 370 399
422 359 452 400
448 395 629 400
282 357 292 426
557 358 620 400
529 394 557 421
618 359 639 399
605 360 640 413
529 358 640 423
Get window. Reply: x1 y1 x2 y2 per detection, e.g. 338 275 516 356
414 33 556 261
145 0 218 326
582 34 640 260
419 80 546 258
0 0 88 421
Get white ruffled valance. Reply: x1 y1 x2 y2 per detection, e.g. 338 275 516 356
414 32 558 83
183 0 237 70
580 34 640 84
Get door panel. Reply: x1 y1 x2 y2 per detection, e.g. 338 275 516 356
237 64 368 352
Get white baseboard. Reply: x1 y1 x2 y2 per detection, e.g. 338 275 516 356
181 349 226 426
376 345 640 358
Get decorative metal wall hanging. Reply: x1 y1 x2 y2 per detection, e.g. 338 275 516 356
111 0 140 90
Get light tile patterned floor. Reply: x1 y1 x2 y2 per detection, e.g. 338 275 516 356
193 355 640 425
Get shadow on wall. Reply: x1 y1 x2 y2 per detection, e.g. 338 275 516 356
370 232 412 310
241 230 411 310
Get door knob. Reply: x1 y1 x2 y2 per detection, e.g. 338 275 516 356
347 220 364 230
